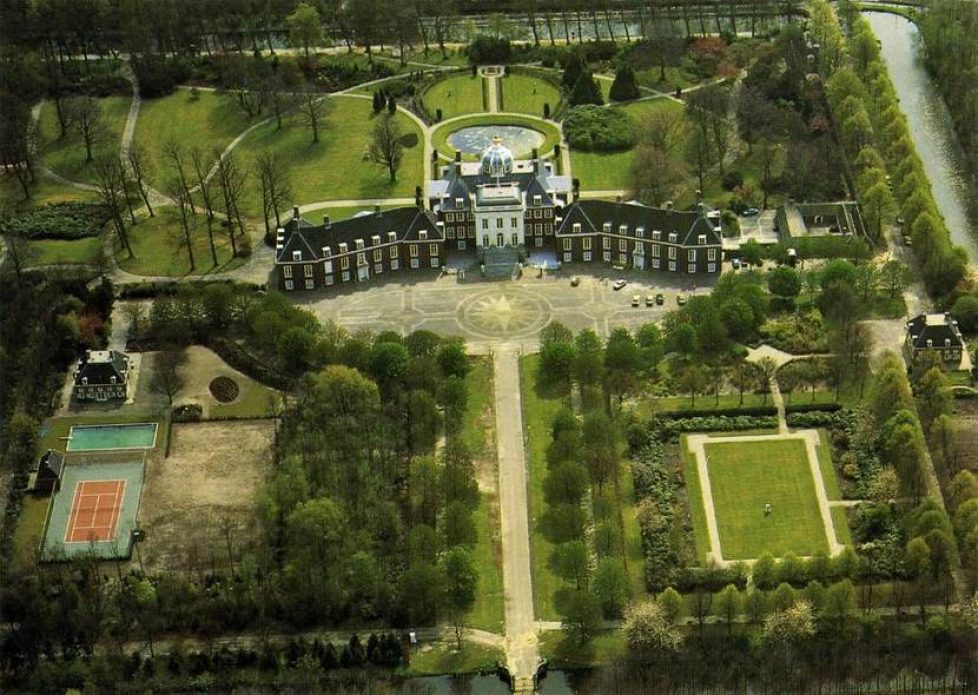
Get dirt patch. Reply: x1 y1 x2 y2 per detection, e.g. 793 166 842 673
209 376 239 403
137 420 274 572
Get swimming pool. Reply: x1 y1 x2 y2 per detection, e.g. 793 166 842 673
66 423 159 452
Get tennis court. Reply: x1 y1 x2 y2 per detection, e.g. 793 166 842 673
41 455 145 560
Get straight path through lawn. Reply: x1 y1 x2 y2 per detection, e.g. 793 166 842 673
493 347 538 690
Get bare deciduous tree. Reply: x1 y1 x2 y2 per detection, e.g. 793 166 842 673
127 143 154 217
66 96 105 163
256 151 293 238
297 91 325 143
150 348 188 406
368 115 404 183
93 154 133 258
213 148 248 257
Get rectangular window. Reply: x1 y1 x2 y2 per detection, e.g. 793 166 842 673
651 245 660 258
390 259 400 271
511 233 519 246
573 222 581 233
410 258 420 269
708 248 717 261
668 247 676 260
446 212 454 222
390 245 398 259
603 237 610 250
511 217 518 228
373 249 383 262
324 261 333 274
447 228 456 239
563 238 572 250
419 230 427 240
583 237 592 250
533 194 542 206
341 257 350 270
698 234 707 245
584 251 592 262
603 222 612 233
292 250 302 261
496 218 504 229
535 224 542 234
619 253 627 265
283 265 293 279
545 224 553 236
482 218 489 230
325 275 334 285
410 244 419 257
458 240 467 250
652 230 661 241
688 249 696 262
357 253 366 266
634 241 644 254
429 243 438 256
374 263 383 274
341 271 351 282
668 261 676 272
708 263 716 273
430 257 440 268
603 251 611 262
303 264 313 278
305 279 314 290
534 209 542 219
652 259 660 270
284 279 294 290
563 252 572 262
535 237 543 247
688 264 696 273
668 233 678 243
619 239 627 252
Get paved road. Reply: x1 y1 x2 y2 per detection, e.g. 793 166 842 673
493 347 538 689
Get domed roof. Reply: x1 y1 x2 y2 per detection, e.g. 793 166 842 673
481 136 514 178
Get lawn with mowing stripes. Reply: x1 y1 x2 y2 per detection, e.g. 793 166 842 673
704 438 829 560
499 73 561 117
422 74 486 120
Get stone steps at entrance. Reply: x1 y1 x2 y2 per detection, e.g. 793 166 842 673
481 245 521 279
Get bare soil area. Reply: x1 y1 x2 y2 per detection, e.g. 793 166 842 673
951 402 978 473
137 420 274 572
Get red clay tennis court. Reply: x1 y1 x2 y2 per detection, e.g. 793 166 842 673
64 480 126 543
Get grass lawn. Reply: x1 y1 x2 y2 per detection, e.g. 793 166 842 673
569 99 683 192
135 88 253 189
11 495 52 569
38 96 131 186
0 176 97 209
26 237 104 267
462 358 505 634
235 96 423 213
539 629 628 668
680 437 713 566
40 412 169 456
423 73 486 120
209 382 281 419
399 641 503 676
702 438 829 560
832 506 853 547
499 73 561 117
432 114 561 161
113 207 245 277
520 354 567 621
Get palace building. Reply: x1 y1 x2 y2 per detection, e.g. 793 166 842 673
274 138 723 291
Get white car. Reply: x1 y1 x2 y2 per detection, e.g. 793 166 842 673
612 279 627 291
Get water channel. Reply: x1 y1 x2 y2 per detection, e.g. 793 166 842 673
865 11 978 261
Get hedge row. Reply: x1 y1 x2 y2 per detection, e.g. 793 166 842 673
117 279 265 300
0 202 112 240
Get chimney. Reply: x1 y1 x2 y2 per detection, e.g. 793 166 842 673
323 215 331 229
292 205 299 220
572 178 580 202
455 150 462 162
415 185 423 209
455 162 463 175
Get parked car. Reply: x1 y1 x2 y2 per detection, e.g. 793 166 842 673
676 294 688 305
732 258 742 270
612 279 627 290
570 276 581 287
655 293 665 305
741 207 760 217
645 294 656 307
632 294 641 307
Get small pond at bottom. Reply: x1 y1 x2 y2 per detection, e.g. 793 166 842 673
447 125 545 156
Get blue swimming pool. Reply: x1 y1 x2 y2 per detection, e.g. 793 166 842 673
66 423 158 452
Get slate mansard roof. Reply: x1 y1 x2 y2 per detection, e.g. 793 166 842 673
906 313 965 350
276 207 442 263
557 200 722 246
430 157 570 214
74 350 128 386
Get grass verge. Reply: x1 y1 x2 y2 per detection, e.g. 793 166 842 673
399 641 503 676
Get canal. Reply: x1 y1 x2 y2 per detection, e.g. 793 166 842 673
865 11 978 261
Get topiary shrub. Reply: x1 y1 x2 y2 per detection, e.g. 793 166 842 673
562 105 636 151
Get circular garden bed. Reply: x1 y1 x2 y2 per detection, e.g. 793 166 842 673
209 376 240 403
431 114 561 161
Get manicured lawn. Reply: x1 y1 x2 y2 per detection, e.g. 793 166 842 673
423 73 486 120
113 207 245 277
702 438 829 560
11 495 52 569
816 429 842 500
462 358 505 634
135 88 253 190
209 382 281 419
832 506 853 547
499 73 561 117
638 389 841 417
0 176 96 209
235 96 423 213
539 629 628 668
569 99 684 192
399 641 503 676
520 354 565 621
680 437 713 566
431 114 561 161
38 96 131 186
28 237 104 267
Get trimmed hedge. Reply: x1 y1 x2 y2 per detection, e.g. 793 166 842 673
562 105 636 151
656 405 778 419
118 279 265 300
0 202 112 240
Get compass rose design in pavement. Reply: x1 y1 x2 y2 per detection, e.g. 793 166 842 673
457 288 551 340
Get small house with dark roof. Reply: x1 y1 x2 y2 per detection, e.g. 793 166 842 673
904 313 966 366
28 450 63 495
73 349 130 402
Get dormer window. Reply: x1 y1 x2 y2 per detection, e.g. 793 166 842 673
533 194 542 206
292 250 302 261
602 222 611 233
355 239 365 250
419 230 428 240
652 230 661 240
455 197 464 208
388 231 397 243
698 234 707 245
322 246 331 258
573 223 582 234
668 232 678 243
636 226 645 238
372 235 381 246
339 242 348 254
619 224 628 235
